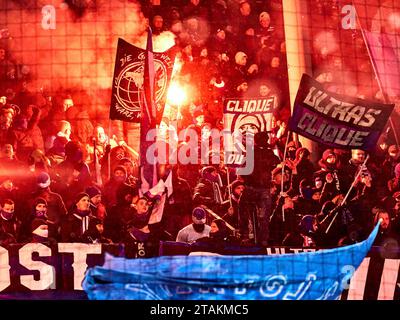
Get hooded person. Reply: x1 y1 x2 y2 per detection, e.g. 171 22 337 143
293 179 321 217
282 215 325 247
314 149 343 200
60 192 95 242
103 183 137 243
291 147 314 196
176 207 211 244
193 166 223 209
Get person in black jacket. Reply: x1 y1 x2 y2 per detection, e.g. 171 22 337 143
60 192 95 242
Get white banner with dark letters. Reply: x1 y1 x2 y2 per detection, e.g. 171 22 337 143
223 97 275 166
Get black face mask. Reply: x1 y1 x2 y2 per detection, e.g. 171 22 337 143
193 223 205 233
287 149 296 160
300 187 314 200
210 230 226 240
35 210 47 219
1 210 14 220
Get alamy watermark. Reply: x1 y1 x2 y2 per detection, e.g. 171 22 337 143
144 126 255 175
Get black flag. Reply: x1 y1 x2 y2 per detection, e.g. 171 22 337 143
110 38 176 123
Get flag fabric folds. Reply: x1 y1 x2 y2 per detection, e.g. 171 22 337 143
288 74 394 150
82 221 380 300
363 30 400 98
109 37 176 123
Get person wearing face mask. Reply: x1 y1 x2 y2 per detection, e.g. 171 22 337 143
314 149 343 202
60 192 95 242
19 197 52 242
0 198 20 245
30 171 67 241
176 207 211 244
293 179 321 217
282 215 325 247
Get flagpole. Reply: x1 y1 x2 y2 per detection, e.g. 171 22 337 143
354 3 399 146
280 130 291 222
108 120 112 181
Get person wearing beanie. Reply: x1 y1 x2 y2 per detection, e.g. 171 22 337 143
220 179 249 240
102 165 128 207
30 171 67 241
176 207 211 244
37 172 51 189
60 192 95 242
85 186 107 221
103 183 138 243
193 166 223 210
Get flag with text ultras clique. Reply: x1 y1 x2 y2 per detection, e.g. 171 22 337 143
109 37 176 123
289 74 394 150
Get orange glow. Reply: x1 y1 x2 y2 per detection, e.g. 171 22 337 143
166 82 187 106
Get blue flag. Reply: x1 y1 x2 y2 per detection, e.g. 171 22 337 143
82 222 380 300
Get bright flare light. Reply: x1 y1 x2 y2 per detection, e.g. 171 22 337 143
166 82 187 106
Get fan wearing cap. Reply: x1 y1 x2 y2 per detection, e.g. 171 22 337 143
60 192 95 242
30 171 67 240
176 207 211 244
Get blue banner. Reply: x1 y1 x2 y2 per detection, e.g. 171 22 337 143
82 222 380 300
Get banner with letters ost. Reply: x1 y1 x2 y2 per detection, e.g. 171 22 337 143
0 241 398 300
